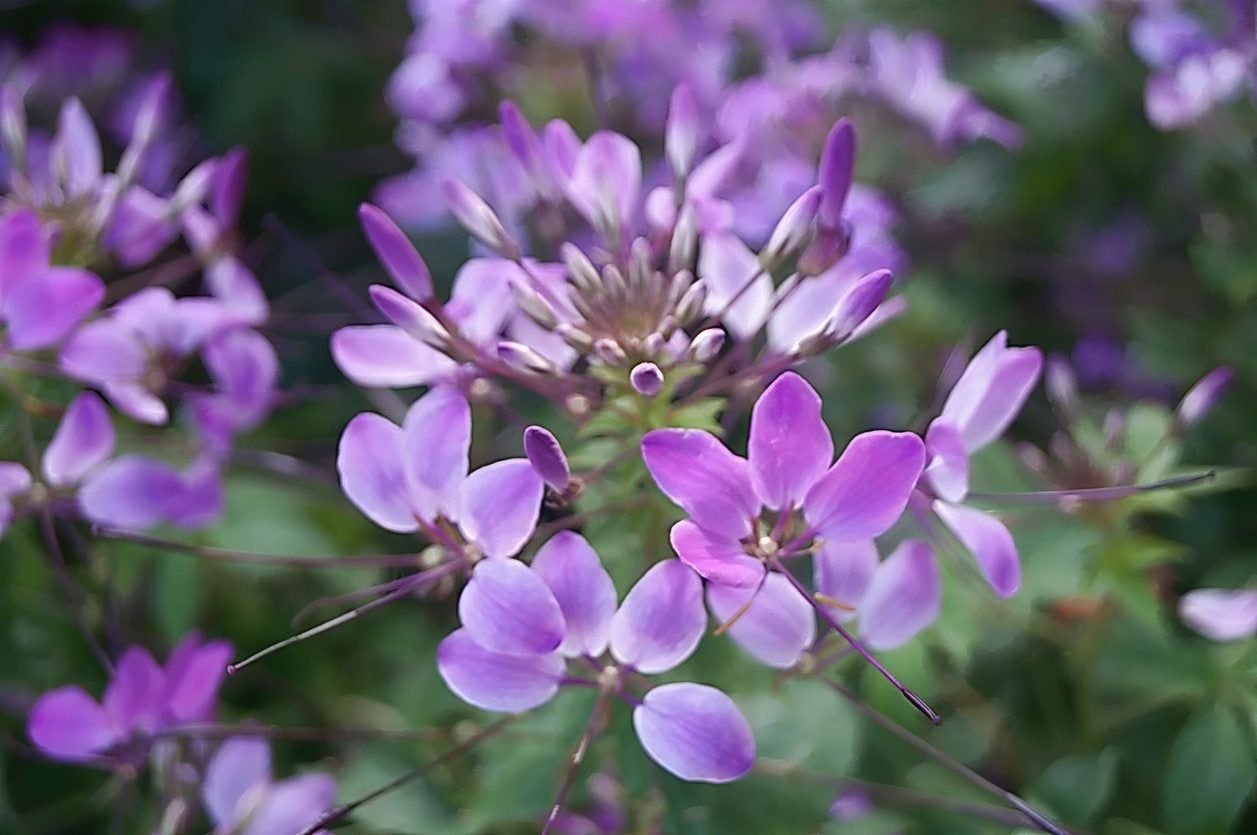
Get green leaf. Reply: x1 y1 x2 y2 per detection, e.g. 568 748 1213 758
742 678 861 774
1161 706 1256 835
337 754 475 835
667 397 727 434
1031 748 1119 825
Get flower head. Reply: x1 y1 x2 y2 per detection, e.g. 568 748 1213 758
202 737 337 835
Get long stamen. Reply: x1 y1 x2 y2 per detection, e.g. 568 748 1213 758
967 470 1215 504
93 527 420 569
540 689 613 835
714 572 769 635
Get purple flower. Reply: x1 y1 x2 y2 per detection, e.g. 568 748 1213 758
923 331 1042 597
0 210 104 352
190 327 280 454
1176 366 1233 428
437 532 755 784
1179 588 1257 642
202 737 337 835
28 632 231 764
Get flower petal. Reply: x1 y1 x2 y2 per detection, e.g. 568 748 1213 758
940 332 1042 451
203 737 272 828
3 267 104 350
923 420 969 503
698 232 771 340
437 628 564 713
360 202 433 300
241 774 338 835
641 429 759 538
102 646 165 735
78 457 182 530
858 540 940 651
52 98 101 198
707 573 815 669
532 532 617 657
28 687 117 760
812 539 879 621
42 392 115 488
933 502 1020 597
1178 589 1257 642
633 683 755 783
403 386 470 522
459 559 565 655
610 560 706 675
331 325 455 388
566 131 641 237
0 462 32 498
749 372 833 510
670 520 764 588
458 459 543 558
803 431 925 542
162 635 232 723
59 319 147 385
336 413 418 533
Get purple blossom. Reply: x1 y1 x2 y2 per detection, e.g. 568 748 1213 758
1178 588 1257 642
1176 366 1233 427
437 532 755 784
27 632 231 764
202 737 337 835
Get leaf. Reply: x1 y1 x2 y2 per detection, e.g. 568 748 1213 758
336 753 475 835
741 678 861 774
1030 748 1119 825
666 397 726 433
1161 706 1256 835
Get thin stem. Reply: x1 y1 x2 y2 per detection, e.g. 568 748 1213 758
771 557 939 724
291 572 430 628
294 716 516 835
541 689 612 835
155 723 442 743
967 471 1215 504
815 677 1066 835
93 527 421 569
36 508 114 672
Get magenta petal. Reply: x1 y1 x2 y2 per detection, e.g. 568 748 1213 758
812 539 879 621
41 392 114 488
749 372 833 510
403 387 470 522
610 560 706 675
103 647 165 735
923 420 969 503
28 687 117 760
1178 589 1257 642
360 202 433 300
708 573 815 669
437 628 564 713
459 559 565 655
633 683 755 783
4 267 104 350
163 636 231 722
670 520 764 588
59 319 147 384
934 502 1020 597
641 429 759 538
858 540 940 651
336 413 418 533
459 459 543 558
242 774 338 835
532 532 617 657
331 324 455 388
78 456 182 530
0 210 50 280
803 431 926 542
203 737 272 828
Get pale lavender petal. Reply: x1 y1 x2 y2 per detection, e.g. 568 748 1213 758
566 131 641 237
52 98 101 197
102 646 165 735
707 573 815 669
858 540 940 650
458 459 543 558
1177 367 1233 428
360 202 433 300
670 520 764 588
43 392 115 488
330 325 455 388
523 426 569 492
1179 589 1257 642
633 683 755 783
934 502 1020 597
79 456 182 530
0 462 32 498
698 232 771 340
336 413 418 533
162 635 231 722
102 382 168 426
448 259 519 345
957 348 1042 451
241 774 337 835
923 420 969 503
749 372 833 510
610 560 706 674
532 531 617 657
168 461 223 530
59 319 146 384
203 737 272 828
641 429 759 538
437 628 564 713
803 431 926 542
812 539 879 621
202 328 277 427
4 267 104 350
205 258 269 324
28 687 117 760
403 387 470 522
459 558 565 655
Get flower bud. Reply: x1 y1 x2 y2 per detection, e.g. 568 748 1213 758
630 362 664 397
642 333 666 356
442 176 520 259
668 203 699 274
666 83 699 179
818 119 856 228
829 269 892 343
556 323 593 353
687 328 726 362
359 203 434 301
1176 366 1233 428
674 276 707 326
797 224 850 277
497 341 556 374
760 186 821 270
368 285 450 350
1045 355 1078 415
513 283 559 329
524 425 570 492
592 338 627 366
561 242 602 297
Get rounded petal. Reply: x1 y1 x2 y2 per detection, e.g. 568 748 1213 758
0 461 33 498
459 559 565 655
58 319 146 385
403 387 470 521
163 636 232 723
336 413 418 533
641 429 759 538
241 774 338 835
940 333 1042 451
42 392 115 488
698 232 771 340
532 532 617 657
933 502 1020 598
923 420 969 503
102 382 168 425
858 540 941 651
331 325 455 388
203 737 272 828
78 456 182 530
103 646 165 735
812 539 879 621
708 573 815 669
28 687 117 760
610 560 706 674
670 520 765 588
458 459 543 558
803 431 926 542
749 372 833 510
437 628 564 713
633 683 755 783
360 202 433 300
4 267 104 350
1179 589 1257 642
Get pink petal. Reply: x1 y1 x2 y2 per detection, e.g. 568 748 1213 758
749 372 833 510
437 628 564 713
641 429 759 539
610 560 706 675
360 202 433 300
812 539 879 621
633 683 755 783
28 687 117 760
532 532 618 657
803 431 926 542
458 459 544 558
459 559 565 655
403 386 470 522
708 573 815 669
858 540 940 650
203 737 272 828
670 520 764 588
336 413 418 533
331 325 455 388
78 457 183 530
42 392 115 488
933 502 1020 597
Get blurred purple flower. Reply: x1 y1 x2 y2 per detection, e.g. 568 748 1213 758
202 737 337 835
1179 588 1257 642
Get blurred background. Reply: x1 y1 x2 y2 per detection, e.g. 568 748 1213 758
0 1 1253 832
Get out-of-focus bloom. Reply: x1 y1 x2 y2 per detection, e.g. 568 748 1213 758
830 787 874 822
27 633 231 764
1178 588 1257 642
202 737 337 835
1176 366 1233 428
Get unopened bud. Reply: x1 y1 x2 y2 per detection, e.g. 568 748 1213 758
630 362 664 397
514 283 559 329
368 285 450 350
442 177 520 259
498 341 556 374
171 158 216 212
666 83 699 179
524 425 570 491
592 338 628 366
561 243 601 297
1 85 27 170
1045 355 1078 415
668 203 699 274
797 224 850 277
629 237 653 290
1176 366 1233 428
760 186 821 270
556 323 593 353
687 328 726 362
642 333 666 356
829 269 892 343
603 264 629 299
674 276 707 326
